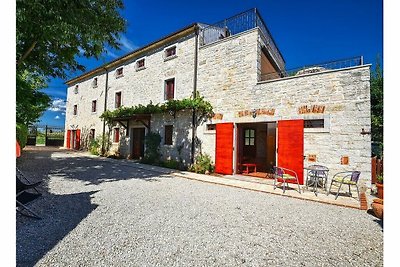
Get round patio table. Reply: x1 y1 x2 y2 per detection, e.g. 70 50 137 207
304 165 329 196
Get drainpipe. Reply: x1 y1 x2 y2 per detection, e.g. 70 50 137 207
191 25 199 164
101 67 109 155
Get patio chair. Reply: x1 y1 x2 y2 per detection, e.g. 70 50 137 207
16 168 42 219
327 171 361 200
273 166 301 194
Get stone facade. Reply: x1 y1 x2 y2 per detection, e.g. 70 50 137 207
65 23 371 186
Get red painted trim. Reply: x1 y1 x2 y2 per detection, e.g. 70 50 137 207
215 123 234 175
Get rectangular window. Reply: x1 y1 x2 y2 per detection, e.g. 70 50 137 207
92 77 98 88
116 67 123 77
115 92 122 108
136 58 145 69
74 85 79 94
164 79 175 100
73 105 78 115
114 128 120 143
164 125 173 145
244 129 255 146
206 124 216 131
165 46 176 58
304 119 324 128
91 100 97 112
90 129 95 140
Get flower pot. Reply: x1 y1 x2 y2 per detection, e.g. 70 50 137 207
371 198 383 219
376 182 384 199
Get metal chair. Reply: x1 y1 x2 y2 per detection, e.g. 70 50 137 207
327 171 361 200
16 168 42 219
273 166 301 194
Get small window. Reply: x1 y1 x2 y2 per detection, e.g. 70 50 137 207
136 58 145 69
92 100 97 113
164 125 173 145
73 105 78 115
74 85 79 94
90 129 95 140
116 67 123 77
92 77 98 88
304 119 324 128
164 79 175 100
206 124 216 131
244 129 255 146
115 92 122 108
114 128 120 143
165 46 176 58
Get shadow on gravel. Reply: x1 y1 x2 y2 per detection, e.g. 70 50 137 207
16 190 99 267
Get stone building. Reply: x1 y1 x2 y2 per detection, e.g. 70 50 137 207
65 9 372 186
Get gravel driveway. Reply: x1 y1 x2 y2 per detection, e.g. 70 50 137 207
16 147 383 267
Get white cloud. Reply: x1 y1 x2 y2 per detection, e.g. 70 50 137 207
61 112 65 116
54 115 60 120
48 98 66 112
104 48 119 59
119 34 138 53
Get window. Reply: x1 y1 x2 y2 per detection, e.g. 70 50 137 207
114 128 120 142
74 85 79 94
136 58 145 70
115 92 122 108
116 67 123 77
90 129 95 140
244 129 255 146
92 100 97 113
164 125 173 145
92 77 98 88
164 79 175 100
206 124 216 131
165 46 176 58
73 105 78 115
304 119 324 128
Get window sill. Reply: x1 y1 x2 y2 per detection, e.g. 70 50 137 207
91 112 97 114
304 128 330 133
92 85 98 88
115 74 124 79
164 55 177 62
136 66 146 72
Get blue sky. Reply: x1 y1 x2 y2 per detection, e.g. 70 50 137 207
40 0 383 127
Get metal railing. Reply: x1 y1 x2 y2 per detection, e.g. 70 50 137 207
200 8 285 71
260 56 364 82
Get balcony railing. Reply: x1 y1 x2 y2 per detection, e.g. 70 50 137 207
260 56 364 82
200 8 285 71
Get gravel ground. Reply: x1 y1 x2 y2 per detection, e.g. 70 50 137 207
16 147 383 267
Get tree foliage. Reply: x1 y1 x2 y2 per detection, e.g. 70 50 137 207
370 57 383 156
16 0 127 79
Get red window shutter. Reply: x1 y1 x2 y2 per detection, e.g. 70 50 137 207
76 129 81 150
66 130 71 149
277 120 304 184
165 80 174 100
114 128 120 142
215 123 234 175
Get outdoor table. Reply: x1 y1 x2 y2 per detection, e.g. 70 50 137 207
304 165 329 196
242 163 257 174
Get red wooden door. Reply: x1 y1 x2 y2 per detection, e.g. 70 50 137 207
66 130 71 149
215 123 234 175
278 120 304 184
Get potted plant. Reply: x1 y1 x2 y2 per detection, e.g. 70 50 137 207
376 174 383 199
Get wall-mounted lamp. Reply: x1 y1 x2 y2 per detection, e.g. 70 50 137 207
360 128 371 135
252 108 257 118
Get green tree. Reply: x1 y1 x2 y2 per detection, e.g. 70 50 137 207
16 0 127 79
370 57 383 156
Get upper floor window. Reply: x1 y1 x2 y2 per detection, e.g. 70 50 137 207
136 58 145 70
244 129 255 146
91 100 97 113
304 119 324 128
116 67 123 78
164 125 173 145
92 77 98 88
164 78 175 100
74 85 79 94
164 46 176 59
73 105 78 115
113 128 120 143
115 92 122 108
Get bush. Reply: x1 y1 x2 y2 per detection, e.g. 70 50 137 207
189 153 214 174
162 159 180 169
141 132 161 164
89 136 101 155
16 123 28 148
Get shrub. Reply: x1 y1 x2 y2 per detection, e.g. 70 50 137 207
377 174 383 184
162 159 180 169
141 132 161 164
189 153 214 174
89 136 101 155
16 123 28 148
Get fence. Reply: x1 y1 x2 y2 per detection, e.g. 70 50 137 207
371 156 383 184
27 125 65 147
